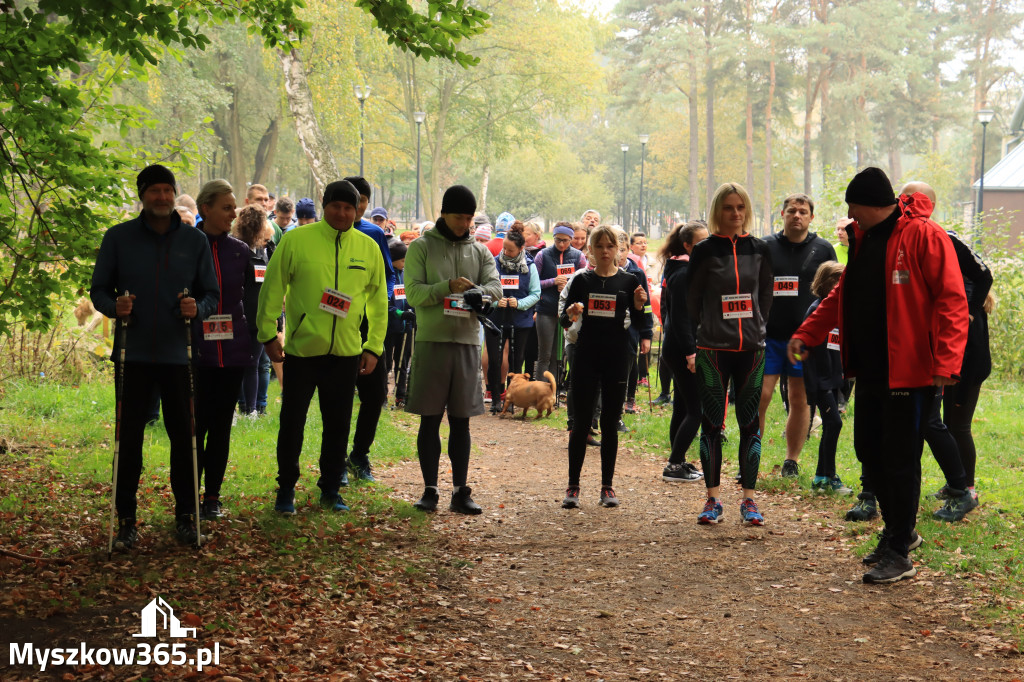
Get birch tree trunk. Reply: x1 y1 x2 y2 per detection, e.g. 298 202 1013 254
279 47 339 199
688 58 701 217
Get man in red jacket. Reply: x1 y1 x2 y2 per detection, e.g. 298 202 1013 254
788 167 967 585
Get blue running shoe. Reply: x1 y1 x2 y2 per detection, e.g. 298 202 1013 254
697 498 724 524
740 498 764 526
274 488 295 515
811 475 830 493
320 492 350 512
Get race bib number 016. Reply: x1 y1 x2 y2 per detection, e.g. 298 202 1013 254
588 293 616 318
394 284 406 301
319 288 352 318
827 328 841 351
773 276 798 296
202 314 233 341
721 293 753 319
443 294 470 318
501 275 520 290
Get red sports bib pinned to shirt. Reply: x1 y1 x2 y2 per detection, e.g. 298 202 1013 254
773 276 798 296
394 284 406 301
254 265 266 283
319 288 352 318
827 328 840 351
202 314 234 341
721 293 753 319
588 293 616 318
501 275 520 290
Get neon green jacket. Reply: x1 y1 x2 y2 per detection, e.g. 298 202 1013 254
257 220 387 357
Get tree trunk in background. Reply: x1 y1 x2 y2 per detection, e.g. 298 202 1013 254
763 57 776 237
820 79 830 186
210 83 248 194
705 51 715 212
252 117 280 186
688 59 701 217
480 162 490 215
803 70 821 195
745 82 755 215
280 48 339 199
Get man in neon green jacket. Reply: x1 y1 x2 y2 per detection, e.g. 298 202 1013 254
257 180 388 514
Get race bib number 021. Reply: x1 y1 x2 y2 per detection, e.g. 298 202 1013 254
319 288 352 318
202 314 233 341
721 293 753 319
588 293 616 318
501 275 520 290
773 276 798 296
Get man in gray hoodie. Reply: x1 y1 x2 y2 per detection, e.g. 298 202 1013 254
404 185 502 514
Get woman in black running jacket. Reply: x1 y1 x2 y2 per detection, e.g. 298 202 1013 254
686 183 773 526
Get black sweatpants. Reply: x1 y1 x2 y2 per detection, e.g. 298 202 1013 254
115 362 194 518
812 388 843 478
485 326 529 398
943 382 981 487
663 345 700 466
695 348 764 490
924 387 969 491
195 365 244 500
417 414 471 487
568 344 629 487
853 381 929 557
350 351 388 467
384 329 413 401
276 354 360 493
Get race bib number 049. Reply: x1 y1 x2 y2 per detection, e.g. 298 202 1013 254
319 288 352 318
721 293 753 319
773 276 798 296
202 314 233 341
588 293 616 318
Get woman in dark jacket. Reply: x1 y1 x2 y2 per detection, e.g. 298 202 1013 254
658 221 709 483
234 206 276 416
193 179 253 520
686 183 773 526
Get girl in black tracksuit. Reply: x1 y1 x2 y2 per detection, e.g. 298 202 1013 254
659 221 710 482
560 226 651 509
686 183 773 526
801 262 848 492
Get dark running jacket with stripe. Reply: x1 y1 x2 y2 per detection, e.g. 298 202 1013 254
685 232 773 352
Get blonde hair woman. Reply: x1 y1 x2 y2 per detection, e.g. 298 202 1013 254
685 183 773 525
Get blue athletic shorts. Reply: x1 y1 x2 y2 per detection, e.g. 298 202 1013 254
764 337 803 377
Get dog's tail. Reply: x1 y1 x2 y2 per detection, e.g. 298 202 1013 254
542 371 556 395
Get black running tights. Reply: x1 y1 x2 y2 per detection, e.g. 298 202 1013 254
417 414 471 487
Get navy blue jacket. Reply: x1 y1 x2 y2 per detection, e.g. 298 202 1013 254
534 244 585 315
489 253 538 329
191 231 253 368
91 212 219 365
356 218 396 299
802 298 844 404
387 269 414 336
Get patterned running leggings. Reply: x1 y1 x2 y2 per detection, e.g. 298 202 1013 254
695 348 765 489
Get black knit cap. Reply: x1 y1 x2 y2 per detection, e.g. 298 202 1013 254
389 241 408 262
845 167 897 207
322 180 360 209
440 185 477 216
136 164 177 198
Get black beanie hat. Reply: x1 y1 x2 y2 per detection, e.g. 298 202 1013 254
322 180 360 209
440 185 477 216
845 167 897 207
389 241 408 262
136 164 177 198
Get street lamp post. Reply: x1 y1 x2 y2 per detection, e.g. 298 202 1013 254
975 108 995 247
621 144 629 228
354 85 371 177
638 134 649 234
414 111 426 222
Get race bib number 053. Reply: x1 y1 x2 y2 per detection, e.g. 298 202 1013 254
721 293 753 319
319 288 352 318
588 293 616 318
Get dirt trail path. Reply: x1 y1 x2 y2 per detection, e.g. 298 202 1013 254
379 414 1021 680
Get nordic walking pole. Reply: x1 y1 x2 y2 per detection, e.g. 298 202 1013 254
182 288 202 548
108 290 130 559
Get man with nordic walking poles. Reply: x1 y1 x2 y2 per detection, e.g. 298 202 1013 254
91 164 220 551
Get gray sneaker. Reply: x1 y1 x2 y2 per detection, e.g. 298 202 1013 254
663 462 704 483
932 489 978 522
780 459 799 478
863 549 917 584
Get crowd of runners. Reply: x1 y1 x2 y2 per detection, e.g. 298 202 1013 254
91 163 992 584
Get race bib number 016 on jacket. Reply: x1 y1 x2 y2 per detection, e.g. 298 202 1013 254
721 293 753 319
